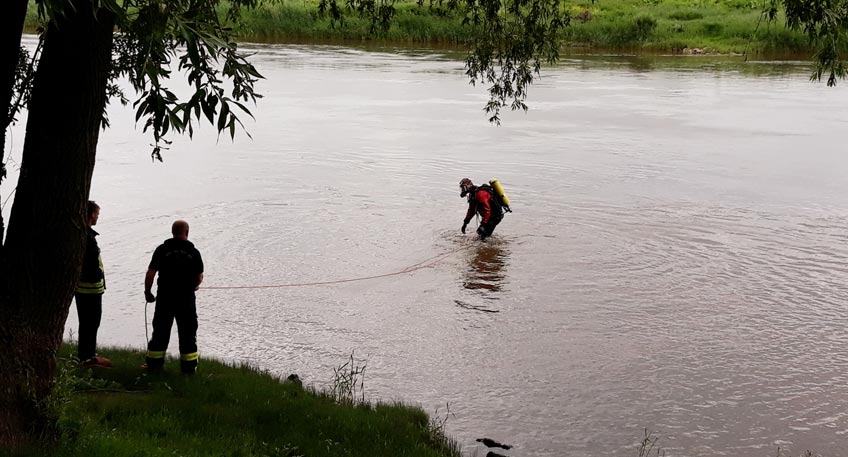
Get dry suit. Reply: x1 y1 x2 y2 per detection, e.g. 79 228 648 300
145 238 204 374
464 186 504 240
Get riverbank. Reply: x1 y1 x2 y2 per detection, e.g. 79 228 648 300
230 0 811 55
22 345 458 457
22 0 812 55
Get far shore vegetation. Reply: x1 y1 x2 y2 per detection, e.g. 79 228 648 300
23 0 815 56
19 345 459 457
235 0 812 55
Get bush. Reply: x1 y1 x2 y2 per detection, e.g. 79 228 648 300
703 22 724 36
668 10 704 21
724 0 759 9
575 9 594 23
666 39 689 52
633 15 657 41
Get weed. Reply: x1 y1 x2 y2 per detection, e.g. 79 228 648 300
427 403 461 457
703 22 724 35
668 10 704 20
633 15 658 40
637 429 665 457
330 350 367 405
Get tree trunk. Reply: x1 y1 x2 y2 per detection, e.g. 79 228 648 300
0 0 28 150
0 0 30 253
0 0 114 449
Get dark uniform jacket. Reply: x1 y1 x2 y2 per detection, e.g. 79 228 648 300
148 238 204 298
77 228 105 294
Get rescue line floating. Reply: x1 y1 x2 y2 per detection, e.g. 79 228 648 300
489 178 511 212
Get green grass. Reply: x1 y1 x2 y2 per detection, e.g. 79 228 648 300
18 345 458 457
20 0 816 55
227 0 814 55
231 1 471 43
561 0 811 54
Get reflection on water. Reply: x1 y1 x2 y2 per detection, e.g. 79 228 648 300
453 299 500 313
462 241 509 295
563 54 812 79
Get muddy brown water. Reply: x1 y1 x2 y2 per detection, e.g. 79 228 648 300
9 35 848 456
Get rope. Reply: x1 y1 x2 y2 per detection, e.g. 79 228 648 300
201 245 472 290
144 299 149 348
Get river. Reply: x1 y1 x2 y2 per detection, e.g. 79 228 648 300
8 35 848 456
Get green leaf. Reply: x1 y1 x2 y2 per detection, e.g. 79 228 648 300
217 102 230 132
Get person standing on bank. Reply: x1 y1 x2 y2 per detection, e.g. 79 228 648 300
144 220 204 374
75 200 112 368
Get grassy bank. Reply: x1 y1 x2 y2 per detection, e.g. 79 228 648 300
229 0 811 55
18 345 458 457
233 0 471 43
560 0 808 54
21 0 812 55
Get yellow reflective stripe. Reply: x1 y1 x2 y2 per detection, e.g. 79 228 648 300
98 255 106 289
76 255 106 293
76 289 105 294
76 280 105 294
180 352 199 362
146 351 166 359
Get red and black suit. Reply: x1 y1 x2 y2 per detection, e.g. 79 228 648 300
464 186 504 240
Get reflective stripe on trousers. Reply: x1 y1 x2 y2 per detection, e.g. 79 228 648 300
146 295 198 373
180 352 199 362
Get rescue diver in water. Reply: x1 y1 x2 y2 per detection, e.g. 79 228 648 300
460 178 508 241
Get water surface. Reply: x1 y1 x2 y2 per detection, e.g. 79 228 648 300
8 36 848 456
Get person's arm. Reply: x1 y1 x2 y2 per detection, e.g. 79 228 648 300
464 202 475 225
144 269 156 302
195 250 204 290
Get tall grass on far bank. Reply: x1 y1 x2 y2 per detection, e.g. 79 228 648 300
14 345 459 457
226 0 815 55
21 0 818 55
562 0 810 54
231 0 472 43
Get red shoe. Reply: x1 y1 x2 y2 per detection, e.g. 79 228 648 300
140 362 162 373
81 356 113 368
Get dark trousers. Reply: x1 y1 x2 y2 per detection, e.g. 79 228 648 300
481 214 504 237
74 293 102 360
146 294 198 373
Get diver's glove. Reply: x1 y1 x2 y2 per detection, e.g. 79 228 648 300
461 222 468 234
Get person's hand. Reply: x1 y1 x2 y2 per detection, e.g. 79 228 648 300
145 291 155 303
476 225 485 236
461 222 468 234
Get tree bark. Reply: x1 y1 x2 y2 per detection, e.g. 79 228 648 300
0 0 114 449
0 0 30 254
0 0 28 151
